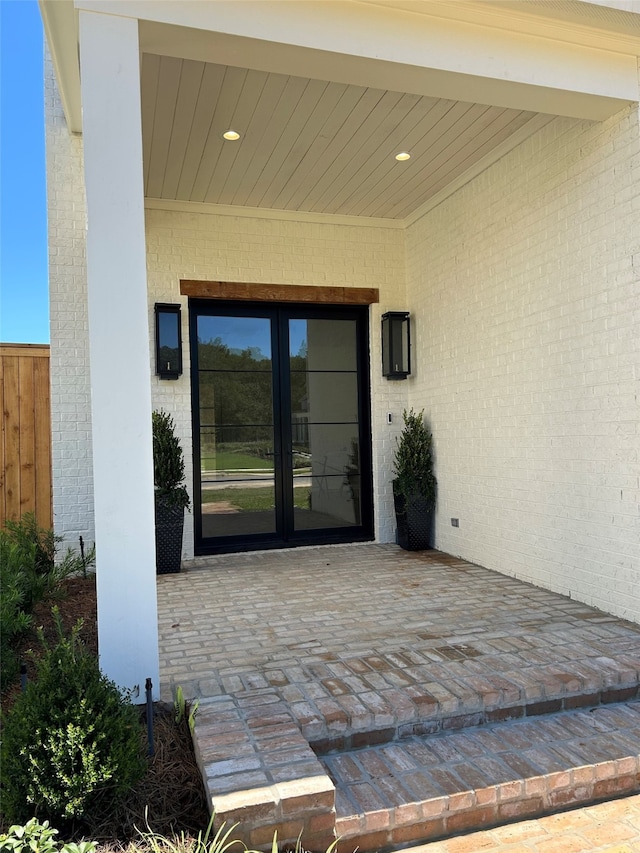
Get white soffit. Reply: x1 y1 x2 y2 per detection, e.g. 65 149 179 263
141 56 548 221
48 0 640 220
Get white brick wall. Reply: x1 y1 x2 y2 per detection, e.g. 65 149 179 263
46 53 639 622
145 208 407 555
45 49 95 550
45 51 407 558
406 106 640 623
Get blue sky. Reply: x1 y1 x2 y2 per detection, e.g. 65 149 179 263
1 0 49 343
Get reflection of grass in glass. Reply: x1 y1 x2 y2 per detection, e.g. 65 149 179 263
202 487 310 511
201 451 273 471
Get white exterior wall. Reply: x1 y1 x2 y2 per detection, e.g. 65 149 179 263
45 50 95 549
145 207 407 556
406 106 640 623
45 45 407 558
46 50 639 624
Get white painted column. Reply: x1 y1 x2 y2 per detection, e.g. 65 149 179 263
79 10 159 698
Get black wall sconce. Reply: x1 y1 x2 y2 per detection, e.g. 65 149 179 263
155 303 182 379
382 311 411 380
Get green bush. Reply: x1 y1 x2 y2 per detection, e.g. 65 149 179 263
1 613 145 827
2 512 96 599
0 818 96 853
0 537 36 686
393 408 437 507
152 411 190 510
0 514 95 689
3 513 57 578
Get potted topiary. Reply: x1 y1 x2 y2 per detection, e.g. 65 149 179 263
152 410 190 574
393 408 437 551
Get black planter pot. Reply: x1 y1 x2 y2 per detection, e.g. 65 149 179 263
393 482 434 551
155 495 185 574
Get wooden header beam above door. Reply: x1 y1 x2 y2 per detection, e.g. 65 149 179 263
180 280 379 305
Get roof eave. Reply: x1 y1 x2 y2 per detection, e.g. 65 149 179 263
39 0 82 133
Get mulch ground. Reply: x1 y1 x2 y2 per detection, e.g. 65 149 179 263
2 576 211 845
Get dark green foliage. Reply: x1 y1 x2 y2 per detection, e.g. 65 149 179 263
0 537 35 686
198 338 274 430
1 613 145 827
0 514 95 689
3 513 57 578
393 408 437 507
152 411 190 510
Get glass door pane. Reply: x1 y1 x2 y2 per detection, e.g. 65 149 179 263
192 303 372 553
289 318 362 531
197 315 278 539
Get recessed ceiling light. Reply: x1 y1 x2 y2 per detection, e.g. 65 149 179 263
223 130 240 141
395 151 411 161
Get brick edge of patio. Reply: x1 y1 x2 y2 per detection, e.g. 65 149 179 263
193 695 336 851
192 687 640 852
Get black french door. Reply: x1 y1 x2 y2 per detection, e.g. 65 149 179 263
190 301 373 554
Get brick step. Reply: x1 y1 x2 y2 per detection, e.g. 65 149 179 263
196 686 640 851
307 682 640 754
321 700 640 852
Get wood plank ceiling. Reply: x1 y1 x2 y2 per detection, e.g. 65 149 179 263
141 54 540 221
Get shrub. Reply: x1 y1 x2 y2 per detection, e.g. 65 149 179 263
2 512 96 601
1 613 145 827
0 818 96 853
0 514 95 689
152 411 190 510
0 537 36 686
3 513 57 578
393 408 436 506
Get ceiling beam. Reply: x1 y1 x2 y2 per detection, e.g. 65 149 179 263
74 0 639 120
45 0 640 134
180 280 380 305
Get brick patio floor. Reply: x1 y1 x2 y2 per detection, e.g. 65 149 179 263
409 792 640 852
156 545 640 850
158 544 640 713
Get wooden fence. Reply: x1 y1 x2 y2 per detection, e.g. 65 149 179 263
0 344 52 530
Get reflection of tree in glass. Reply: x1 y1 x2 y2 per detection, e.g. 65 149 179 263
199 336 269 368
198 337 314 465
290 342 308 429
198 338 275 464
158 345 179 373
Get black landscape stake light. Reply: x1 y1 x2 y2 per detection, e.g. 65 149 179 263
382 311 411 380
155 303 182 379
146 678 154 757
